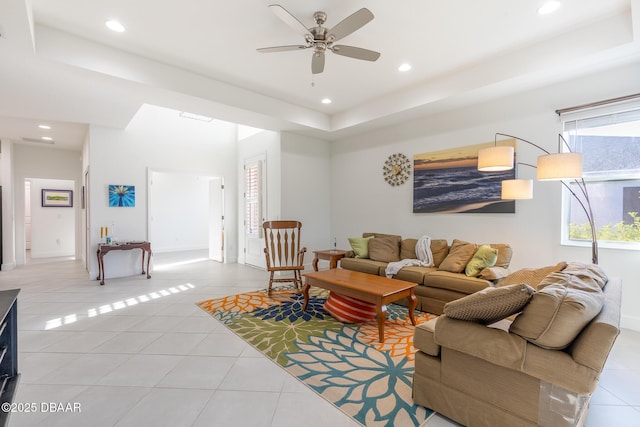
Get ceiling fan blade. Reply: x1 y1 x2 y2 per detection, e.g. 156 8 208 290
327 8 374 42
331 45 380 61
269 4 311 36
257 45 308 53
311 52 325 74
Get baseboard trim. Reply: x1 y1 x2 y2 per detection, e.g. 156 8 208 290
621 315 640 332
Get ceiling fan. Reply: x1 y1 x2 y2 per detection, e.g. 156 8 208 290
257 4 381 74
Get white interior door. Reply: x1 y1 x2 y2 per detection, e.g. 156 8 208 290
209 178 224 262
244 156 266 268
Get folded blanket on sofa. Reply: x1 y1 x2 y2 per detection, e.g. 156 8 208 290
385 235 434 277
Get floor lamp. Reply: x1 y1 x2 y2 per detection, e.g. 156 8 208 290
477 133 598 264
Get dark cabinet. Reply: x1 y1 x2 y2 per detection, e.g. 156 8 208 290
0 289 19 426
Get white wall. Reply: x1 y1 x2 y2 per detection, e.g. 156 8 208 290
29 178 75 258
11 144 82 265
88 104 237 279
0 140 15 270
330 62 640 330
281 132 332 267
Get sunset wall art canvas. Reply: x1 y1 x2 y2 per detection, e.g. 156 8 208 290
413 140 516 213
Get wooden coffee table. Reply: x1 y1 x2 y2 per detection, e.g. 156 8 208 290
302 269 417 343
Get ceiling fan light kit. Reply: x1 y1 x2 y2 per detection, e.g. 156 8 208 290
257 4 381 74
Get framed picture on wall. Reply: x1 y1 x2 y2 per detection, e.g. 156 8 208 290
109 185 136 207
42 189 73 207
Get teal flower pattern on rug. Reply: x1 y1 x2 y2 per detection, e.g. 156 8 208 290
196 286 436 427
287 327 428 427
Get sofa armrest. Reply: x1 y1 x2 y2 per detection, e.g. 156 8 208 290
414 318 440 356
434 315 527 371
434 315 604 394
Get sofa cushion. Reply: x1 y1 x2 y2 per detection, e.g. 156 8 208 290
339 258 387 275
394 265 438 283
500 261 568 289
423 271 491 294
444 283 535 324
478 266 511 281
368 235 401 262
487 243 513 268
465 245 498 277
323 292 377 323
431 239 450 267
510 272 605 350
562 262 608 289
400 238 418 260
438 239 477 273
348 236 374 259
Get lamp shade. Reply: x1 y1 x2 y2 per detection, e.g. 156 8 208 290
477 146 514 171
501 179 533 199
537 152 583 180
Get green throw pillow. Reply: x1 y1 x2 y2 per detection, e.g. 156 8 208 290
465 245 498 277
348 236 374 259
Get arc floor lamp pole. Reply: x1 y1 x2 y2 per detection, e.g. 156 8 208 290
478 133 598 264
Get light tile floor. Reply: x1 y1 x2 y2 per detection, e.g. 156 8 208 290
0 251 638 426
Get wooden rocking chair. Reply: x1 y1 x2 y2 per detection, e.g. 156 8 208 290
263 220 307 293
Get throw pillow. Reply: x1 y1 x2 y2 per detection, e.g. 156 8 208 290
499 261 567 289
369 236 401 262
430 239 450 267
400 238 418 260
444 283 535 324
465 245 499 277
323 292 377 323
438 239 477 273
348 236 374 259
510 272 605 350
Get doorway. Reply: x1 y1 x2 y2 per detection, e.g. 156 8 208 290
148 170 224 261
24 178 76 263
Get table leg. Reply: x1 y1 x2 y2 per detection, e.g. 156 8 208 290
302 281 311 311
97 250 105 285
329 257 338 269
376 304 387 343
407 292 417 326
141 248 146 275
312 255 319 272
146 249 152 279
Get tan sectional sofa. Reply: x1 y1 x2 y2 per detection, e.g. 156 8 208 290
340 233 513 314
413 263 620 427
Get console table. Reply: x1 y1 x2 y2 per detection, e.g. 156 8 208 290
97 242 152 285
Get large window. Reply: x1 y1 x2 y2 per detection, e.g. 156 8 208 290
562 106 640 250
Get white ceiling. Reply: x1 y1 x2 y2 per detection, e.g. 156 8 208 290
0 0 639 150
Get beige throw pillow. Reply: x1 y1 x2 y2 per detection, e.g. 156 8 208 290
430 239 450 267
444 283 535 324
368 236 401 262
438 239 477 273
499 261 567 289
400 238 418 260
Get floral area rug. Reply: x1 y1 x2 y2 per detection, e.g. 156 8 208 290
196 286 437 427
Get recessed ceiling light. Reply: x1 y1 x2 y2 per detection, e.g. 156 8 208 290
398 63 412 72
41 136 53 141
105 20 126 33
38 124 51 129
538 1 561 15
321 98 332 104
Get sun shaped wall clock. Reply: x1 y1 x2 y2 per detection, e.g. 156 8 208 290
383 153 411 186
